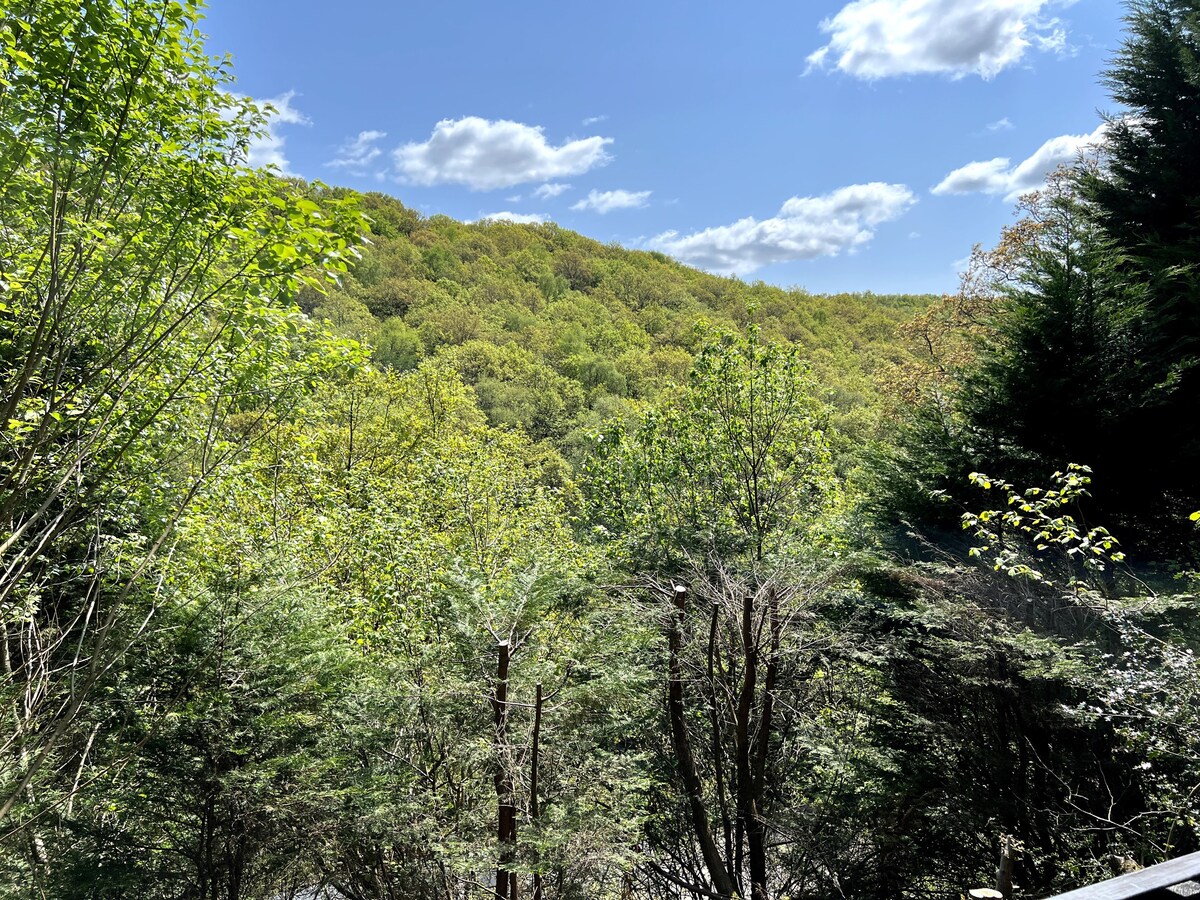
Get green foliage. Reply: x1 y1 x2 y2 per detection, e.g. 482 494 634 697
301 189 935 464
170 366 651 896
8 2 1200 897
583 325 857 899
441 340 586 441
584 324 837 566
1073 0 1200 554
28 581 365 899
0 0 367 847
372 316 425 370
959 464 1126 585
833 577 1139 896
859 5 1200 892
311 290 377 341
879 167 1194 559
1085 0 1200 275
904 462 1200 886
879 1 1200 558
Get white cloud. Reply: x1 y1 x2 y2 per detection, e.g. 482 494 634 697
570 188 651 214
807 0 1070 80
650 182 916 276
582 115 608 126
533 182 572 199
987 117 1015 132
327 130 387 172
393 117 612 190
259 91 309 127
244 91 309 174
470 211 548 224
933 157 1014 196
932 122 1106 199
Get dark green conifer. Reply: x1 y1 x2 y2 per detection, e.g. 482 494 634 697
1076 0 1200 551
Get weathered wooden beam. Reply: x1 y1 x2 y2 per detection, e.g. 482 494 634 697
1045 851 1200 900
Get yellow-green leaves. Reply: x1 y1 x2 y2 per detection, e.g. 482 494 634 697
0 0 369 824
961 464 1126 587
584 324 839 566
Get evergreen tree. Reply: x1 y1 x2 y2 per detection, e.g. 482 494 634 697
954 181 1160 544
1077 0 1200 549
882 0 1200 558
1086 0 1200 270
875 179 1157 548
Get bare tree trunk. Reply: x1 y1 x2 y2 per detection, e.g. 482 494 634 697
668 585 736 898
493 640 518 900
995 834 1016 899
707 601 734 871
735 584 769 900
746 585 780 900
531 682 543 900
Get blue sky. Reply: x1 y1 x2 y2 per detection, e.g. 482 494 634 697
201 0 1127 295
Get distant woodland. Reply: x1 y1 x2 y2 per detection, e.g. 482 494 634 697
2 2 1199 899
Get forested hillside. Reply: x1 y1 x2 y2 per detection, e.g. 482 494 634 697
1 2 1199 900
297 190 934 463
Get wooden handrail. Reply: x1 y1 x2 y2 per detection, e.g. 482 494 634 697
1044 851 1200 900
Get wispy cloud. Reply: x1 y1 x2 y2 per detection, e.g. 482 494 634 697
932 122 1106 199
327 130 387 173
807 0 1071 80
582 114 608 126
243 91 309 175
987 117 1015 132
533 182 572 199
470 211 548 224
394 117 612 190
570 188 651 214
650 182 916 276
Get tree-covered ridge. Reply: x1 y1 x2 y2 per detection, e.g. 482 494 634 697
301 190 936 457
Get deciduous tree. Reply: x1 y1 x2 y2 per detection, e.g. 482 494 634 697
0 0 364 838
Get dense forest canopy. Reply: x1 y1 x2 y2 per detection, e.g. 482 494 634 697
0 2 1198 899
294 189 935 463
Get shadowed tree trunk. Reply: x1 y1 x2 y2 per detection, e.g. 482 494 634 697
493 640 518 900
669 585 737 898
531 682 543 900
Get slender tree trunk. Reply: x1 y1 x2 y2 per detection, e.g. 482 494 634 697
735 585 769 900
668 585 737 898
747 585 780 900
531 682 543 900
199 792 215 900
2 621 49 886
493 640 518 900
707 601 734 870
995 834 1016 899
